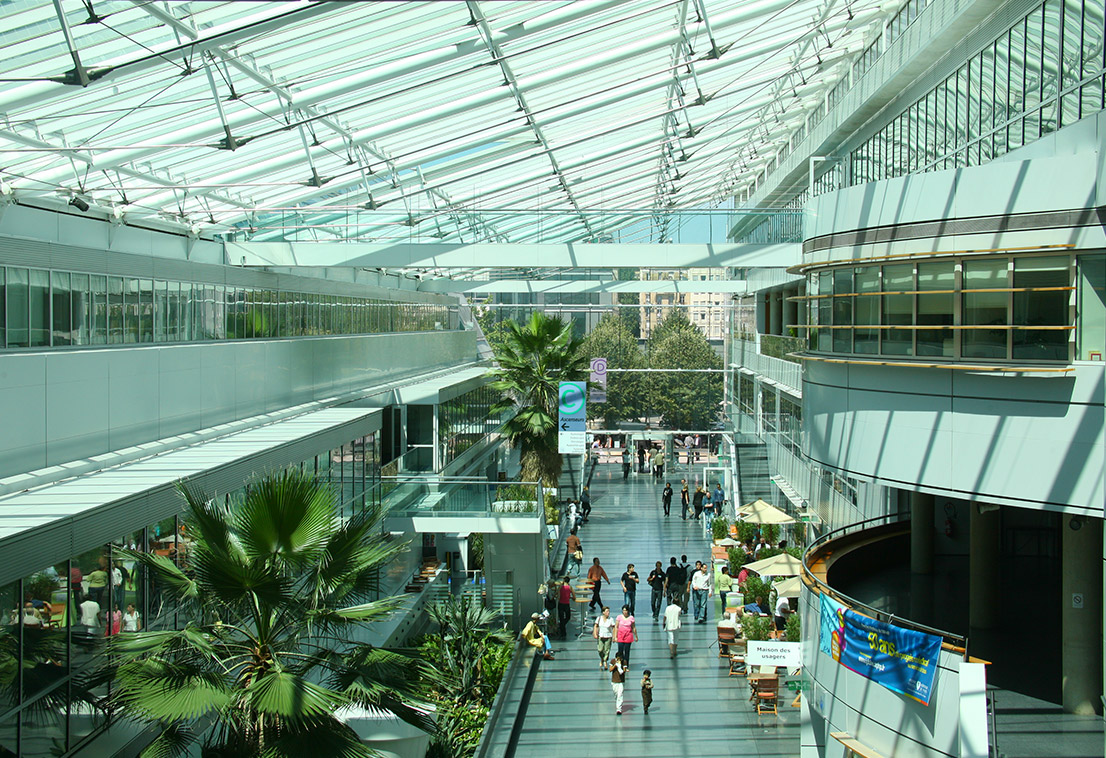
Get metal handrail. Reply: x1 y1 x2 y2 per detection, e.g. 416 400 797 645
473 638 538 758
801 510 967 647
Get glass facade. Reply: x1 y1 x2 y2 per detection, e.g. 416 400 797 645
0 265 457 350
438 384 503 467
850 0 1106 184
0 434 378 756
805 254 1076 362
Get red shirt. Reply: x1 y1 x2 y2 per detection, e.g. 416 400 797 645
559 583 573 604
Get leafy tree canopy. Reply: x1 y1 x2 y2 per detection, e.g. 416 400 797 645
645 312 723 430
581 312 644 426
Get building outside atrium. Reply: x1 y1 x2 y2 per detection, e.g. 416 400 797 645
0 1 1103 757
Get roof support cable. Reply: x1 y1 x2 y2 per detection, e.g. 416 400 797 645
465 0 596 238
202 54 239 151
295 122 323 187
690 0 729 59
52 0 91 86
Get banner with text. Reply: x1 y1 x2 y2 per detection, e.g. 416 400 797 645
820 593 942 705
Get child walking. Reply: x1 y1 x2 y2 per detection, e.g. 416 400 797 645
609 654 627 715
641 669 653 714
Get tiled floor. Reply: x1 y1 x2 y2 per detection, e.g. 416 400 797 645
511 463 801 756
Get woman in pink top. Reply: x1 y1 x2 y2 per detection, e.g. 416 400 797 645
614 605 638 665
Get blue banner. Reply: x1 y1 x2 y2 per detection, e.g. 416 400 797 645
819 594 942 706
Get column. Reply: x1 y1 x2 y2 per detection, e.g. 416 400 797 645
770 291 784 337
784 286 799 338
911 491 935 575
1061 516 1103 714
968 503 1001 630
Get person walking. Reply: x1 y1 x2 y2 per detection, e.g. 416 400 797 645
679 480 690 519
662 596 682 658
677 555 692 612
691 562 712 623
641 670 654 715
557 576 575 637
652 448 665 481
717 565 734 611
587 558 609 612
610 654 627 715
636 444 646 474
614 605 638 665
580 487 592 523
593 605 615 669
566 529 583 577
621 448 631 480
692 485 705 520
647 561 666 621
663 556 685 609
711 483 726 518
661 482 673 517
620 563 639 615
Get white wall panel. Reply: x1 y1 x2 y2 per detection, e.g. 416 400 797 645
804 362 1106 515
0 330 476 479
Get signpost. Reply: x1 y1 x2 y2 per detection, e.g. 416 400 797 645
589 357 608 403
558 381 587 454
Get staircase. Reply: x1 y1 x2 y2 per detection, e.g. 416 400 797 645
735 442 774 505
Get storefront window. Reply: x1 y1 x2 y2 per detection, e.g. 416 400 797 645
881 264 914 355
1077 254 1106 360
916 261 955 357
1012 255 1070 360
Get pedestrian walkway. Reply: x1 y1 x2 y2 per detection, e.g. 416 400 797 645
512 463 800 756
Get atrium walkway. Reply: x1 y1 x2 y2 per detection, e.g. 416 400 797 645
512 461 800 757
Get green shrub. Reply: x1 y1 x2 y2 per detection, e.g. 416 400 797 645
726 547 746 576
735 521 758 543
711 517 729 540
785 611 801 642
743 575 772 609
543 491 559 525
495 483 538 502
741 613 773 641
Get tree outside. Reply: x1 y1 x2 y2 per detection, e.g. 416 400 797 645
645 311 723 430
488 312 588 485
581 312 644 426
109 469 429 758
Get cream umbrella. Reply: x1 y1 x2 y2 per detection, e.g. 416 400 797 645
715 537 739 547
737 499 795 525
772 575 802 598
743 552 803 577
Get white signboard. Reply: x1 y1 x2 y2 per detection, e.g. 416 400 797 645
747 640 801 668
558 430 587 454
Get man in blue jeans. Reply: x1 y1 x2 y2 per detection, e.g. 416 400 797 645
710 483 726 518
690 562 712 623
620 563 639 615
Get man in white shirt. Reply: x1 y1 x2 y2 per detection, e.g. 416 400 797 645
774 594 791 637
690 562 712 624
662 598 683 658
79 598 101 633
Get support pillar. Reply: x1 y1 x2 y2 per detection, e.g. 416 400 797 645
968 503 1001 630
770 291 784 337
911 491 935 575
783 286 799 338
1061 516 1103 714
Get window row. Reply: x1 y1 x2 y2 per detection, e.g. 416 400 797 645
851 0 1106 183
0 265 458 350
803 255 1077 362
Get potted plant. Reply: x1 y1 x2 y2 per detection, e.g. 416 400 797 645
741 613 773 642
711 517 729 541
785 611 800 642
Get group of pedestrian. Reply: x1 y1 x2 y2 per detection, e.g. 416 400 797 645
668 479 726 521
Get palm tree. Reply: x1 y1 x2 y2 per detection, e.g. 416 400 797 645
109 468 430 758
488 311 588 485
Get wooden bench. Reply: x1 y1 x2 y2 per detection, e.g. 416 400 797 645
830 731 886 758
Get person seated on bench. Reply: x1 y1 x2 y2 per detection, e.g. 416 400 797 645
522 613 555 660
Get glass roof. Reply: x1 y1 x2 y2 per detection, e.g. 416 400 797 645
0 0 901 244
